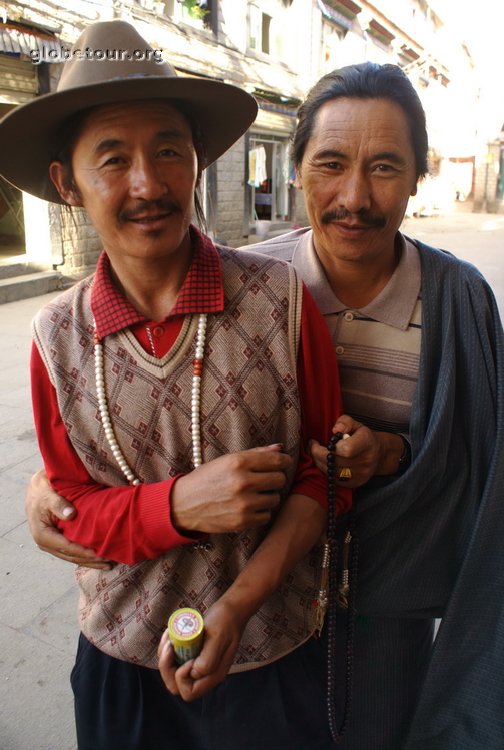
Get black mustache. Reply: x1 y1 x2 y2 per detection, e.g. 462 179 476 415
321 209 386 228
120 199 182 222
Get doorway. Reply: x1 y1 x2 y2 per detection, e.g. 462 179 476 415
248 135 291 225
0 176 25 260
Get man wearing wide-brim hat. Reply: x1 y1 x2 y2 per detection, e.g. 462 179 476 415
0 20 351 750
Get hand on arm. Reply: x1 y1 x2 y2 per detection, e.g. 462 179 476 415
310 415 407 488
25 470 112 570
29 445 292 564
158 493 326 700
170 444 292 535
31 343 294 562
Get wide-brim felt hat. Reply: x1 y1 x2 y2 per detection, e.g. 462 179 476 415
0 20 258 204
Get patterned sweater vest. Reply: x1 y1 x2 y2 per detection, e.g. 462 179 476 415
32 246 324 670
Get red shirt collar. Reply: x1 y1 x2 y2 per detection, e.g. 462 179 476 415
91 226 224 340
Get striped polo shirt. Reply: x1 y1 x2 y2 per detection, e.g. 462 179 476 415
293 233 422 434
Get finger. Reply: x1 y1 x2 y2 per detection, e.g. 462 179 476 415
52 499 77 521
176 660 226 702
174 659 201 702
254 506 275 519
178 673 218 702
190 639 226 679
158 639 180 695
309 440 329 474
36 528 106 560
249 489 282 512
233 501 275 529
251 443 284 453
36 545 113 569
240 449 292 472
332 415 362 436
226 471 287 498
249 470 287 492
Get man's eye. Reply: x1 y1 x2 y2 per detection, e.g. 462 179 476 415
102 156 123 167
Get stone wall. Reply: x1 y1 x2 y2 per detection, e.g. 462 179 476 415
215 138 248 246
52 205 101 280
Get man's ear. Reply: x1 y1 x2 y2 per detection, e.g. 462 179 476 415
411 175 424 198
49 161 83 207
294 165 303 190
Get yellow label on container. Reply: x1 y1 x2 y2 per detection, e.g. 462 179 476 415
167 608 204 664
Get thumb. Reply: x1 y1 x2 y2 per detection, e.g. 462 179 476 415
54 497 77 521
332 414 360 436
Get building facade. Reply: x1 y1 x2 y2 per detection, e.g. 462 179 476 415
0 0 497 281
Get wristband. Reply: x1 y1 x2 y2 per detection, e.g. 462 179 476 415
397 434 411 474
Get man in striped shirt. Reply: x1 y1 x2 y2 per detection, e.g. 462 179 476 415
252 62 504 750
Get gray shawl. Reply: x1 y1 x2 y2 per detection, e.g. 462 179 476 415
254 230 504 748
403 241 504 749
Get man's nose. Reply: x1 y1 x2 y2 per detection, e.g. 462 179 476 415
129 156 167 200
337 170 371 213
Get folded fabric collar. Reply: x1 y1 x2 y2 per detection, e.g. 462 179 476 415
91 225 224 340
291 230 421 331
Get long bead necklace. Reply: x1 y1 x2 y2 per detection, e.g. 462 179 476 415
93 313 208 483
326 432 358 744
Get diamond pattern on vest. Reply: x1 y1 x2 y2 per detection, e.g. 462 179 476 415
33 248 323 669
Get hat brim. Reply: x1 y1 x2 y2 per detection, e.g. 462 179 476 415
0 76 258 203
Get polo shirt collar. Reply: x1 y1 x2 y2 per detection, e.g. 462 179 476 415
91 225 224 340
291 229 421 331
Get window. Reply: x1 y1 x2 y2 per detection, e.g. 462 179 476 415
321 20 345 72
155 0 214 31
248 3 283 57
261 13 272 54
179 0 211 27
249 4 262 51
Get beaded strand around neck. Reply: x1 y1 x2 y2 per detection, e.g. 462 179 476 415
93 313 208 484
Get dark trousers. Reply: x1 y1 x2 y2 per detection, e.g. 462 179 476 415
337 615 434 750
71 615 433 750
71 631 334 750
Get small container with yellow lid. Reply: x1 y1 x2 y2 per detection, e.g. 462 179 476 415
167 607 204 665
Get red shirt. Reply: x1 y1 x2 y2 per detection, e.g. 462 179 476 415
31 228 350 563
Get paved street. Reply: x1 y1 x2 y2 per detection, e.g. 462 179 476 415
403 204 504 315
0 293 77 750
0 205 503 749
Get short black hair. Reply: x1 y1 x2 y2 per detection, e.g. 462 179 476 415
292 62 428 179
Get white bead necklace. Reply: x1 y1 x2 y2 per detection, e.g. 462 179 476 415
93 313 208 484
